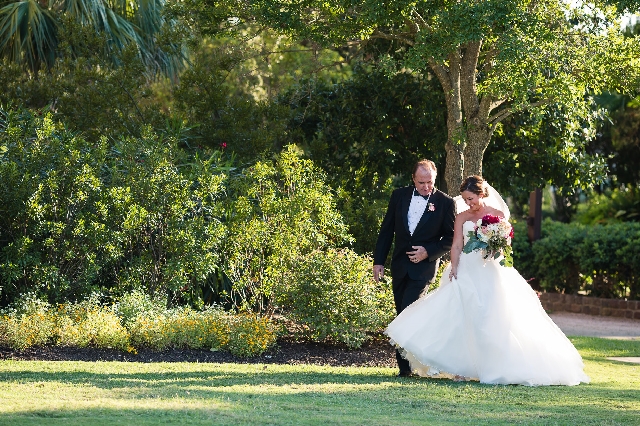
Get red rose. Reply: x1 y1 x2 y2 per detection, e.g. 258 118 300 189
481 214 501 226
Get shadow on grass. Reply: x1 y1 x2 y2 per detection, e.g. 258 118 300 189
2 364 639 395
1 362 639 425
2 337 639 425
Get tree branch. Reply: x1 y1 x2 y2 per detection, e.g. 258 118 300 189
371 29 415 46
405 18 419 36
488 99 552 124
428 58 451 94
447 49 463 137
479 47 499 71
479 96 504 120
411 10 429 30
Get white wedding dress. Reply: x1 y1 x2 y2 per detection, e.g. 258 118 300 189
385 220 590 386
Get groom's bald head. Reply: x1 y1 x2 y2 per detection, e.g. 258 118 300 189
412 159 437 177
412 160 437 196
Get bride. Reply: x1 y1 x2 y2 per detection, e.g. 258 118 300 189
385 175 590 386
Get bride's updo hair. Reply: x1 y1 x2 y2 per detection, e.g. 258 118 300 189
459 175 489 197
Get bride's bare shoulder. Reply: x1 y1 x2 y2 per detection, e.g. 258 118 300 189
455 210 473 224
486 206 506 218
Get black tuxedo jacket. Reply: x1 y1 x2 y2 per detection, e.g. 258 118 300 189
374 186 455 283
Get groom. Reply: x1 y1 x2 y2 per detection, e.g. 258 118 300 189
373 159 455 377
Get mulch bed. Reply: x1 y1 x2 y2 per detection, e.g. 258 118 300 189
0 337 397 368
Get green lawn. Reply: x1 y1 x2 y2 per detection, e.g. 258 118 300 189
0 337 638 425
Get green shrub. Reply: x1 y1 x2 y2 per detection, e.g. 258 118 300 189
511 219 640 299
0 107 229 305
510 219 537 283
275 248 395 348
127 315 171 351
226 313 279 357
0 110 114 302
0 296 56 350
222 145 352 311
127 306 276 355
530 220 586 295
159 307 227 350
97 130 228 302
55 302 130 351
0 311 56 350
574 187 640 225
0 295 276 356
113 290 167 328
577 223 640 299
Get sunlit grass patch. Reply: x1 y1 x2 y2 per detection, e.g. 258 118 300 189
0 337 638 425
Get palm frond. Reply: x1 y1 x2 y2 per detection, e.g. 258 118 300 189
0 0 186 78
57 0 109 28
0 0 57 71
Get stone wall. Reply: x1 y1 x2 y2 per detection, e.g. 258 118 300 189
538 293 640 320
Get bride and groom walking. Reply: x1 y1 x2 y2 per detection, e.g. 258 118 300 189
373 160 589 386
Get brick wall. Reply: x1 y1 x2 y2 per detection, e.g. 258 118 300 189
538 293 640 320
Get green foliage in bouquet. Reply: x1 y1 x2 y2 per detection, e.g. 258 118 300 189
462 216 514 267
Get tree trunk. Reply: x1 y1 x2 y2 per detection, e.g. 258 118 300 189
430 50 466 195
431 41 498 196
463 125 493 178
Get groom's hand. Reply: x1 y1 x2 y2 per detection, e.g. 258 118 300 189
373 265 385 282
407 246 428 263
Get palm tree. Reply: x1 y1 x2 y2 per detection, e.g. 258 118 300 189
0 0 184 77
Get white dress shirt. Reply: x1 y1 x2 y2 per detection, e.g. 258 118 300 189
408 190 431 235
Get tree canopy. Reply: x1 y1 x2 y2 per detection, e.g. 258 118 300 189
179 0 640 194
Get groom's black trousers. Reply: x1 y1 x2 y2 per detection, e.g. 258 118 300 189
393 275 430 374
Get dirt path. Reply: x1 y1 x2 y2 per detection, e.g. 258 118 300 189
549 312 640 339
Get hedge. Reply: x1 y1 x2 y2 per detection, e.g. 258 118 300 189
512 219 640 300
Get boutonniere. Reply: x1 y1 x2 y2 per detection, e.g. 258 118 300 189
428 203 435 212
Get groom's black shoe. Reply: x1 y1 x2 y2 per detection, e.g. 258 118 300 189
397 371 413 378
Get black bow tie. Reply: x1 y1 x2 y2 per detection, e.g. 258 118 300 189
413 188 433 200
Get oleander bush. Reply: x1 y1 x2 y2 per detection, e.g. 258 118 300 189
274 248 395 348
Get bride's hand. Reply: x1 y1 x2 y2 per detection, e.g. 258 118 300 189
449 268 457 281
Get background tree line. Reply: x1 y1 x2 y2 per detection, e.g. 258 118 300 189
0 0 639 337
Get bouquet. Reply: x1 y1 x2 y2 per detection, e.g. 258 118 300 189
463 214 514 267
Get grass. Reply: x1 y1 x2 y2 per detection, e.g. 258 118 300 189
0 337 638 425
